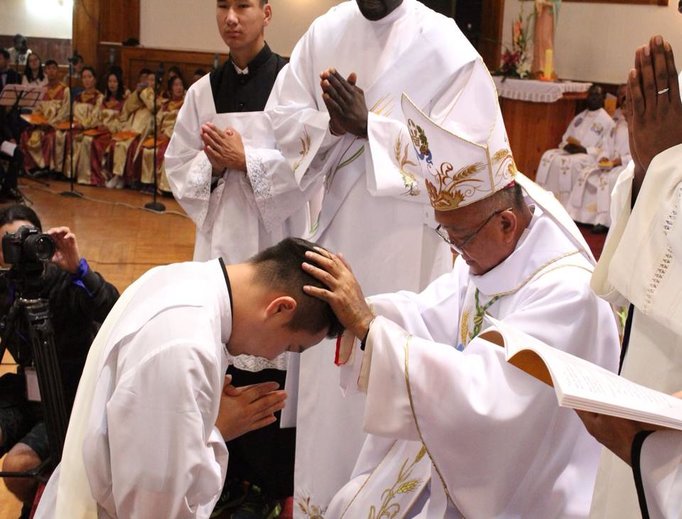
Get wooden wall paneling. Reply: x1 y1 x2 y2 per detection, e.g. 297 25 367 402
479 0 505 69
118 46 228 91
72 0 101 72
0 35 72 66
99 0 140 44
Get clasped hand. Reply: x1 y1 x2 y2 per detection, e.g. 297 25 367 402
215 375 287 442
320 68 369 138
201 123 246 175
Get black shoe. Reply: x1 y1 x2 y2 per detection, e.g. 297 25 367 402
591 224 609 234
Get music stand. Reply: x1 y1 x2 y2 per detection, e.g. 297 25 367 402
0 84 45 113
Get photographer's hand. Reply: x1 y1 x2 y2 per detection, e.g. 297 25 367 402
46 227 81 274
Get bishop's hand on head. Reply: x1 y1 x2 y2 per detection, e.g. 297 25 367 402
302 247 374 340
320 68 369 138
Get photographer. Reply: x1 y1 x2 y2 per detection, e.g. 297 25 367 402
0 205 118 515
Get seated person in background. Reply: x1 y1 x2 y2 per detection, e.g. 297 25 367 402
21 53 47 88
7 34 31 67
0 204 119 517
536 85 615 205
0 105 24 201
302 95 620 518
192 68 207 85
81 69 129 187
54 66 103 182
567 84 631 233
0 48 21 89
33 238 342 519
19 59 70 175
107 68 154 189
140 75 185 194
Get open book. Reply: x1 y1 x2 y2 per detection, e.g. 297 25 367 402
480 316 682 430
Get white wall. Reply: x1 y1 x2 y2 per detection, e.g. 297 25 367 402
140 0 343 56
1 0 73 40
502 1 682 84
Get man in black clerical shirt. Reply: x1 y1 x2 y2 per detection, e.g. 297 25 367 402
165 2 293 517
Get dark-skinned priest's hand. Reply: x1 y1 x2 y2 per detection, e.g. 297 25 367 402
320 68 369 138
201 123 247 175
215 376 287 442
302 247 374 340
628 36 682 183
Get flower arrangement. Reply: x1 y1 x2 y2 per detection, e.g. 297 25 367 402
496 7 532 79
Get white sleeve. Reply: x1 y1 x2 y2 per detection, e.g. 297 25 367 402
105 340 227 519
165 81 217 232
640 430 682 519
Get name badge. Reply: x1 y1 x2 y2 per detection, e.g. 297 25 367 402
24 367 41 402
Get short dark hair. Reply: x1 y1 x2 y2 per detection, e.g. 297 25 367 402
44 59 58 68
139 68 153 77
0 48 9 60
81 65 96 79
0 205 42 232
167 75 184 94
249 238 343 338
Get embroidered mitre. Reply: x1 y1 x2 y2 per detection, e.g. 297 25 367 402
401 65 517 211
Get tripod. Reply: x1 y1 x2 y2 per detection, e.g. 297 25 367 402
144 63 165 213
0 275 69 481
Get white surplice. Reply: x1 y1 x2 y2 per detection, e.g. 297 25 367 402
568 118 631 227
326 179 620 518
536 108 615 205
263 1 498 513
589 144 682 518
639 430 682 518
34 260 232 519
165 74 314 264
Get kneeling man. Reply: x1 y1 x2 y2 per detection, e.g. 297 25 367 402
35 238 342 519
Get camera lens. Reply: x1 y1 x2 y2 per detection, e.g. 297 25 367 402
23 233 56 262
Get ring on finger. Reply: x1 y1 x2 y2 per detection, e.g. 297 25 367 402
657 87 670 95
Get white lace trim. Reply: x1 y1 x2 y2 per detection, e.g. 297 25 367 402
230 352 288 372
185 152 214 227
245 149 278 233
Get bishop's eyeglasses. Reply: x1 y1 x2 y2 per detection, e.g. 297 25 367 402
434 207 512 255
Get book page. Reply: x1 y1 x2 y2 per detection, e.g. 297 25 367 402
481 316 682 429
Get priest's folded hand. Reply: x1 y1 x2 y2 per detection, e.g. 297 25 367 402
215 376 287 442
201 122 247 173
301 247 374 340
320 68 369 138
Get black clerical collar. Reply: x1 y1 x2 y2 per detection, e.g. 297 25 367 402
218 257 234 318
229 42 273 74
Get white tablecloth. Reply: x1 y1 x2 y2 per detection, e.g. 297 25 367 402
492 76 592 103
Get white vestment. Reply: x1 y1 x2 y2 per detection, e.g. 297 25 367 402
327 180 620 518
567 117 631 227
536 108 615 205
590 143 682 518
639 430 682 518
165 73 313 264
34 260 232 519
264 1 499 513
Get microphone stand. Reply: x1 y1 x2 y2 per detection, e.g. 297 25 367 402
60 56 82 198
144 63 165 213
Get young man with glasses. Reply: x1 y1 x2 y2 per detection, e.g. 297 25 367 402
303 83 621 517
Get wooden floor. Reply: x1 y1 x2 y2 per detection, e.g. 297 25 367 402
1 178 195 518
